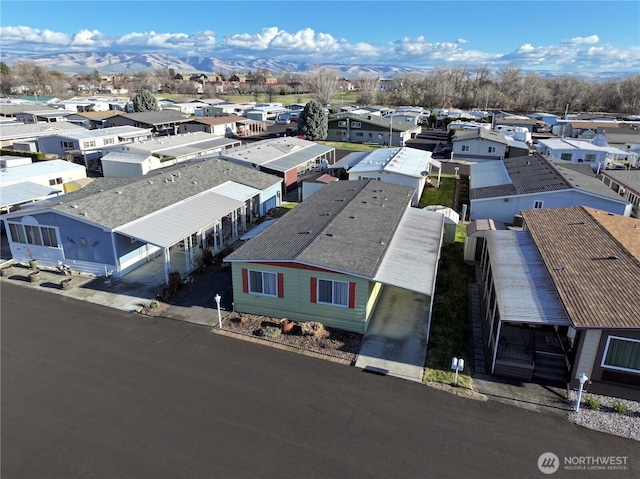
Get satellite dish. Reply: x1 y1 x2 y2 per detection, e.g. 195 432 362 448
420 170 429 177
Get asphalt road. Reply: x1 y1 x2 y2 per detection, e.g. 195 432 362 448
2 282 637 479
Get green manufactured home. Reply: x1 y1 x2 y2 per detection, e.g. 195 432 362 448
225 180 445 334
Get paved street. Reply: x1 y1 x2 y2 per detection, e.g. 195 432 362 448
2 282 637 479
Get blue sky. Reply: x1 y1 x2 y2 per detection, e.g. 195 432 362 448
1 1 639 73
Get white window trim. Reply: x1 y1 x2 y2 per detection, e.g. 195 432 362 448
461 145 470 152
248 269 278 297
317 278 349 307
351 121 361 128
534 200 544 209
601 335 640 374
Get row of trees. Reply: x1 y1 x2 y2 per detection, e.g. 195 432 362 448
2 61 639 115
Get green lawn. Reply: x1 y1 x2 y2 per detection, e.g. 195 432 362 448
419 174 457 209
418 178 476 390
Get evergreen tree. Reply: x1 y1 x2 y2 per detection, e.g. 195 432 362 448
131 89 160 112
298 100 327 141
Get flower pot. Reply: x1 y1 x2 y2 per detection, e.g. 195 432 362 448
282 321 294 333
29 259 38 270
0 265 13 277
60 278 73 290
28 270 40 283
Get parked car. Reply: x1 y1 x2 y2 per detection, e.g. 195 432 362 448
276 117 291 125
285 127 298 137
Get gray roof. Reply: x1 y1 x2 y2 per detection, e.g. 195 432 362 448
0 122 85 140
470 153 623 201
221 137 334 173
226 180 416 279
116 110 191 125
9 159 282 229
601 170 640 193
453 128 508 145
329 113 419 132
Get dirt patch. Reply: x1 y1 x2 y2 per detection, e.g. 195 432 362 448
220 312 363 364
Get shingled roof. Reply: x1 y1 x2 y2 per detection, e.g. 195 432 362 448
11 159 281 230
522 206 640 329
470 153 624 201
225 180 415 278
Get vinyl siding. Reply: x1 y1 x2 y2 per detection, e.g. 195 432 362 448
574 329 601 379
231 262 373 333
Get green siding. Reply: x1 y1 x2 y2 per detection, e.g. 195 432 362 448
231 262 374 333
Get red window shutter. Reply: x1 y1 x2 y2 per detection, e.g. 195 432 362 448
310 277 317 303
277 273 284 298
348 282 356 309
242 268 248 293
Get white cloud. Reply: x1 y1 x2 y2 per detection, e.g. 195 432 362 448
1 26 70 45
563 35 599 45
0 25 637 75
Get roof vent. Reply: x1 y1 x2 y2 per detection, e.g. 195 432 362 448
607 255 618 260
298 231 311 235
147 180 153 184
70 204 79 209
115 190 122 194
325 233 334 237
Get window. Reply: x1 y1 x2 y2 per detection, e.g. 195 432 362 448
585 154 596 162
317 279 349 306
7 223 58 247
103 137 114 145
534 200 544 209
602 336 640 373
61 141 74 148
48 177 63 186
355 132 364 137
488 146 496 153
248 270 277 296
461 145 470 152
351 122 361 128
338 121 347 127
83 140 96 148
560 153 572 161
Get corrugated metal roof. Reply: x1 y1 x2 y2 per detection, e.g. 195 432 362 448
0 160 87 186
116 191 243 248
486 230 570 325
373 208 443 295
348 147 431 178
0 182 60 209
211 181 261 201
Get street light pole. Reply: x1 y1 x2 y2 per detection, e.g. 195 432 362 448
214 293 222 328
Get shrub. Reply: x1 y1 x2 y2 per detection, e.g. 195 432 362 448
612 401 627 414
300 321 328 339
263 326 281 339
585 396 600 411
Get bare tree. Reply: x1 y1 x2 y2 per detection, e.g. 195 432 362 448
519 72 549 111
356 75 380 106
307 67 340 105
12 61 50 96
496 65 523 110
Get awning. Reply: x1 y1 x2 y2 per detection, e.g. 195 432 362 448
240 219 276 240
211 181 261 202
0 182 60 210
116 190 243 248
373 208 444 295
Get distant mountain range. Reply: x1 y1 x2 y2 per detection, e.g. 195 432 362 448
0 52 627 81
0 52 418 78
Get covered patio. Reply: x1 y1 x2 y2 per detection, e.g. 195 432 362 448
480 230 571 381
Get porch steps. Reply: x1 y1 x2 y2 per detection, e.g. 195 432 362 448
533 352 567 384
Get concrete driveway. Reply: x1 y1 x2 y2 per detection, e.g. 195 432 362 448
355 285 431 382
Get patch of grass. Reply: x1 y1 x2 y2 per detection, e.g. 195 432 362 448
424 240 476 385
612 401 627 414
585 395 601 410
423 368 472 389
270 202 298 219
419 174 457 209
318 141 383 151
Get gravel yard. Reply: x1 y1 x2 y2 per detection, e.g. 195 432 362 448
220 312 363 364
568 390 640 441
